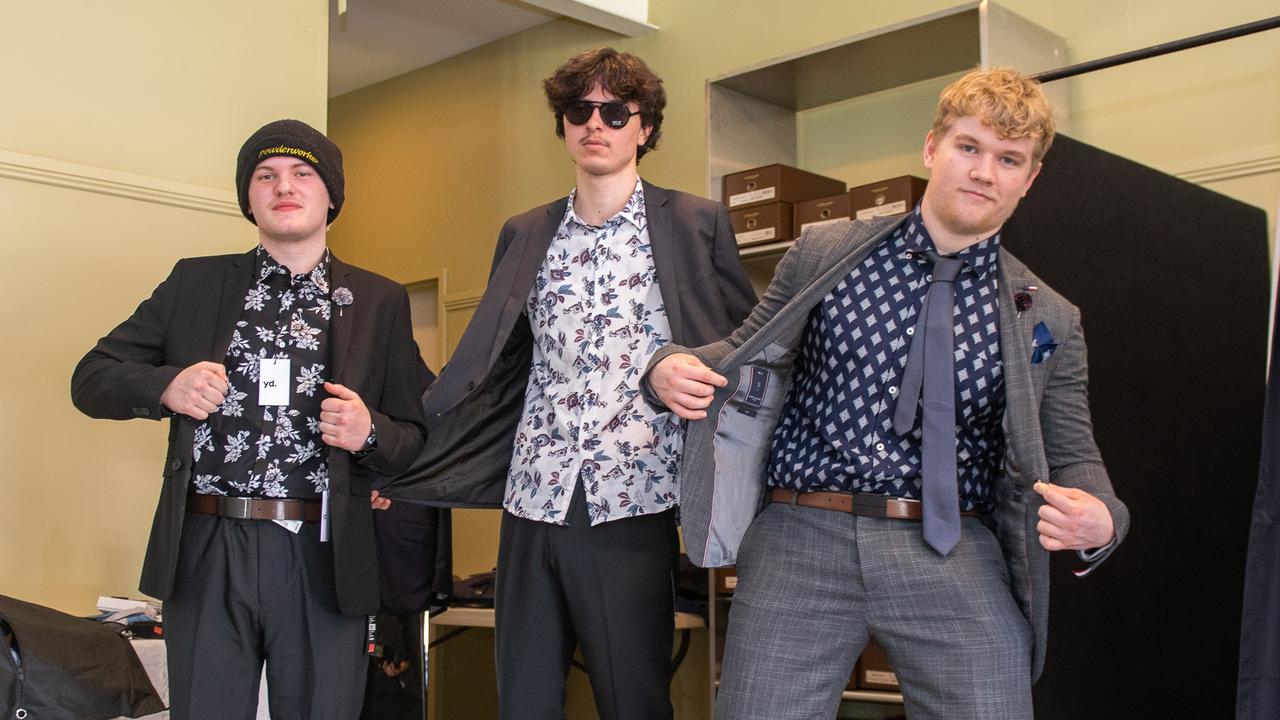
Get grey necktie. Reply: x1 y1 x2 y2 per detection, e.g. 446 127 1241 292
893 250 965 556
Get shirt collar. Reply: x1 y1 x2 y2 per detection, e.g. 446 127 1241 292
563 177 645 231
899 204 1000 280
255 245 331 290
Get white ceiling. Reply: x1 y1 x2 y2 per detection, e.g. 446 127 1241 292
328 0 656 98
328 0 556 98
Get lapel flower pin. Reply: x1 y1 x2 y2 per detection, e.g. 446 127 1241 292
333 287 354 316
1014 285 1038 314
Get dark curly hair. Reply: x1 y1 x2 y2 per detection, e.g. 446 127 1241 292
544 48 666 162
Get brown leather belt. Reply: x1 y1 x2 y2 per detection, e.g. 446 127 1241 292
768 488 981 521
186 492 322 523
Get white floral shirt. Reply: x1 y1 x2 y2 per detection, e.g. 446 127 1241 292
505 180 682 525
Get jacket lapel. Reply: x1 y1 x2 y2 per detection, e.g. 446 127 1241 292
997 249 1043 476
330 255 355 382
490 200 564 366
211 249 256 361
642 181 684 340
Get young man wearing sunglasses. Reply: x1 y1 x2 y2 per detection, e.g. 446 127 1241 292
387 48 755 719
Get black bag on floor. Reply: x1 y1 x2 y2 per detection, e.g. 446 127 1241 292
1 594 164 719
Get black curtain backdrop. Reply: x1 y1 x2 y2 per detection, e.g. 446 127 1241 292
1001 134 1270 718
1237 266 1280 720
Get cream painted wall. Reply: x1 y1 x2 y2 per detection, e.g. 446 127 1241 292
802 0 1280 231
0 0 329 614
330 0 1278 293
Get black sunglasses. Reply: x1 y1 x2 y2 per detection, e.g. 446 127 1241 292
564 100 640 129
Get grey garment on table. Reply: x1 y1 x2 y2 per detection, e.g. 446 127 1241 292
164 513 368 720
715 502 1032 720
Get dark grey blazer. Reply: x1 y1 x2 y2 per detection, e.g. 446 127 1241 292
644 217 1130 680
387 180 757 506
71 250 429 616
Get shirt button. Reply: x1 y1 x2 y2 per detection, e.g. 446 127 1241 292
906 327 915 336
925 274 933 282
888 386 898 395
875 442 886 452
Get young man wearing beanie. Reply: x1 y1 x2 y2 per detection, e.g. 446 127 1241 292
645 68 1129 719
387 48 755 719
72 119 428 719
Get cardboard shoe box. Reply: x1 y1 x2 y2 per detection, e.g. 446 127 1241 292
724 164 847 211
715 566 738 595
857 640 901 691
793 193 853 236
730 202 793 247
849 175 928 221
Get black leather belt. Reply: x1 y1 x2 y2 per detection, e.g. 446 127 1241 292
186 492 322 522
768 488 981 520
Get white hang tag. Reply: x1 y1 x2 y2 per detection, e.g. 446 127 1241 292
273 520 302 534
319 490 331 542
259 358 291 406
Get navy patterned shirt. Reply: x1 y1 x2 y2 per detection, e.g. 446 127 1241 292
191 247 332 499
767 206 1005 511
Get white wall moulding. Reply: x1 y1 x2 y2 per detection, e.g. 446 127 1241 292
1175 148 1280 185
521 0 657 36
443 288 484 313
0 149 240 218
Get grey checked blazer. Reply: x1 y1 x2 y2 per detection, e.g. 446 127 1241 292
644 217 1130 679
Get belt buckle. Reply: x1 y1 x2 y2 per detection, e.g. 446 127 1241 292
884 497 921 520
882 497 905 519
217 496 252 519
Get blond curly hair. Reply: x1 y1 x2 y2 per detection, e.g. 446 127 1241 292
932 68 1055 163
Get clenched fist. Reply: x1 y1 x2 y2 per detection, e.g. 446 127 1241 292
1034 481 1115 551
649 353 728 420
160 361 228 420
319 381 372 452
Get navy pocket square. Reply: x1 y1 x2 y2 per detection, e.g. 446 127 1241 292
1031 321 1058 364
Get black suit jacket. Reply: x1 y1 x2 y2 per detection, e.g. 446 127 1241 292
71 249 428 616
386 180 756 506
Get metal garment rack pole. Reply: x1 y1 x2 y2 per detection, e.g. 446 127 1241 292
1031 15 1280 84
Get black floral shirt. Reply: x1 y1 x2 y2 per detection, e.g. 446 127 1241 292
191 246 332 498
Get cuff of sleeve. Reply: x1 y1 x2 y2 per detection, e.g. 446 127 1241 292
149 366 185 420
640 344 693 413
352 411 393 472
1073 535 1118 576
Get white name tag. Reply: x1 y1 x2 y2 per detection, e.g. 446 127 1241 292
258 358 290 406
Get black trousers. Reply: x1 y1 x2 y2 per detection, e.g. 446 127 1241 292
495 482 678 720
165 513 368 720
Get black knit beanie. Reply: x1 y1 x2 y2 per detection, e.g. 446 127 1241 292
236 119 344 225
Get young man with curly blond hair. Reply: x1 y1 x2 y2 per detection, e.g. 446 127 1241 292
645 68 1129 719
